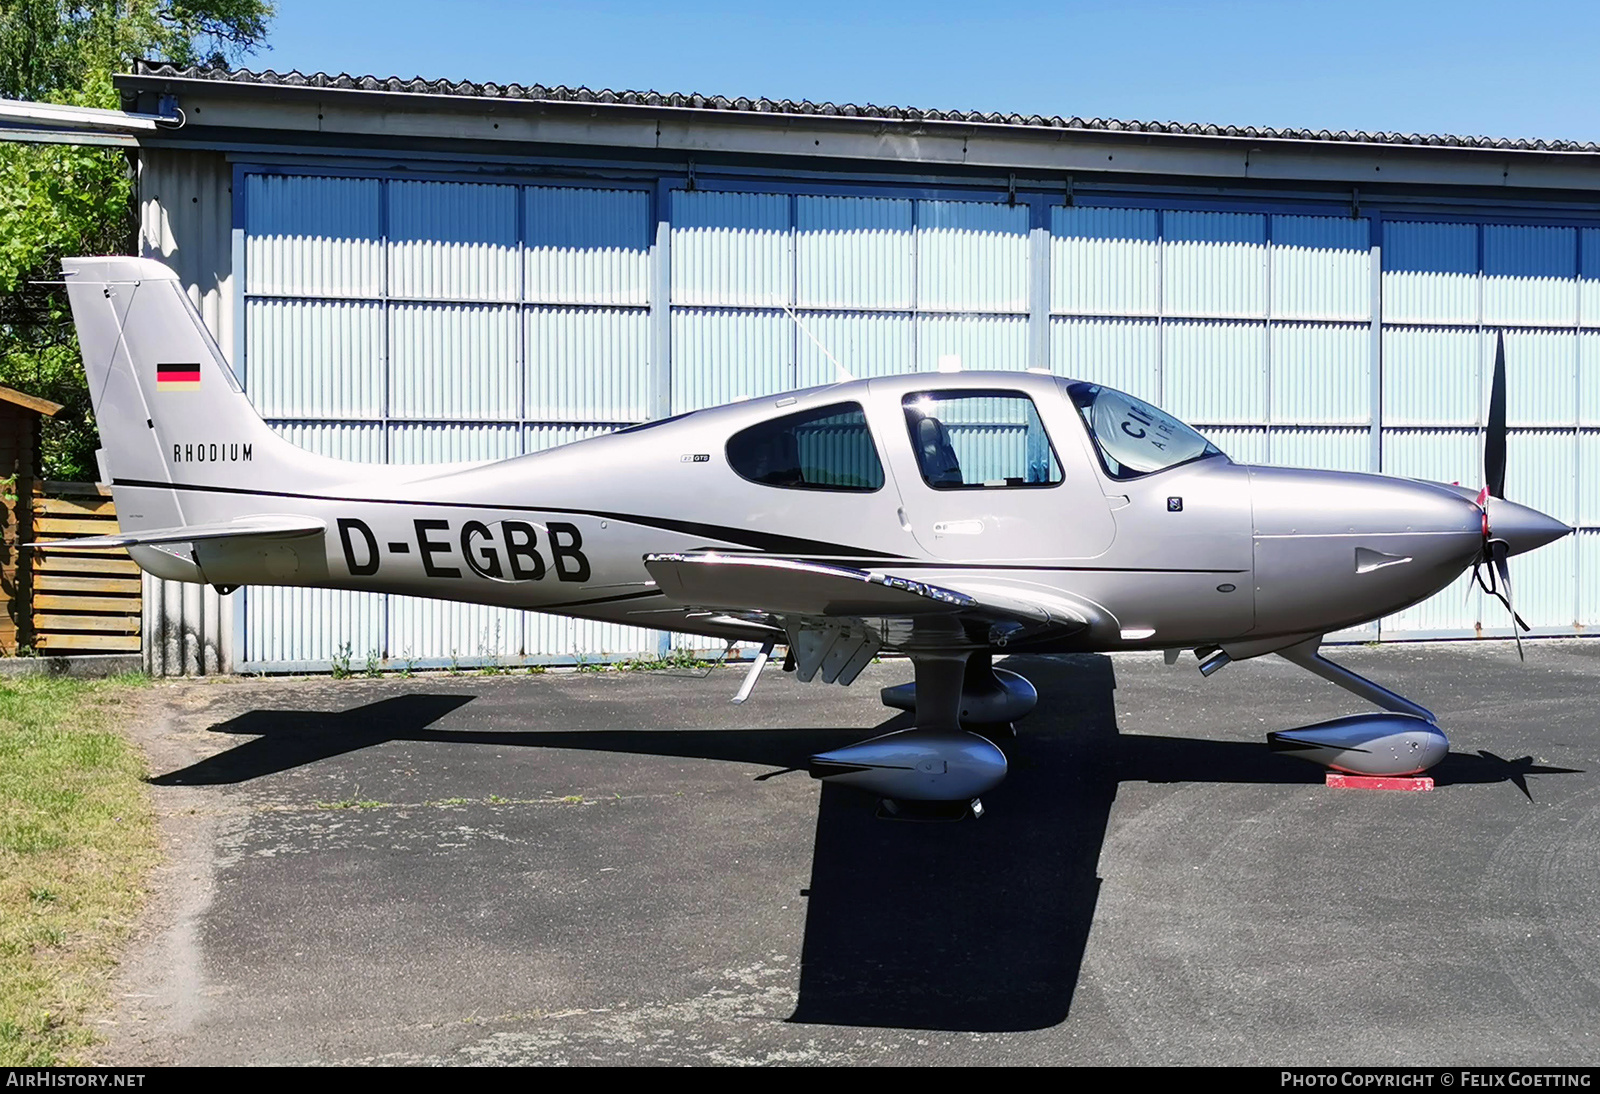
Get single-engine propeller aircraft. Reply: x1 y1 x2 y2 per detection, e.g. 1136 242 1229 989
44 257 1572 816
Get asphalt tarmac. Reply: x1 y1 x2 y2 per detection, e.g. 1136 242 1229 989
104 641 1600 1065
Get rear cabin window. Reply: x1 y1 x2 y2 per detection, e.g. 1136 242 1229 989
725 402 885 492
902 390 1063 489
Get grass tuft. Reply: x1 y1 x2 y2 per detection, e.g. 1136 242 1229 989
0 672 155 1066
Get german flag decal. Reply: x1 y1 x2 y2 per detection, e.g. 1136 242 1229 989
156 363 201 391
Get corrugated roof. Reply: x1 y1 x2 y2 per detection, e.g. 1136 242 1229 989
126 61 1600 155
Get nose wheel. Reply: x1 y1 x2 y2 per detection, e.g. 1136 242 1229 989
1262 636 1449 777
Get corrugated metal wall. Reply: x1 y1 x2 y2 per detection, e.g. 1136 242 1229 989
132 154 1600 672
138 149 234 675
1049 204 1381 638
1046 206 1597 640
1377 220 1586 636
237 175 655 669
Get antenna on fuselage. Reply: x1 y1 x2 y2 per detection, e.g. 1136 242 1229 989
781 303 855 383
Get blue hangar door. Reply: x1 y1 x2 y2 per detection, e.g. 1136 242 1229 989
233 172 1598 668
238 173 659 668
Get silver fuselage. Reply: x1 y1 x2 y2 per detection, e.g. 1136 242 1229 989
118 370 1557 655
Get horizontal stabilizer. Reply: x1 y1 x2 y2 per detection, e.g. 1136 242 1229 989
32 514 326 551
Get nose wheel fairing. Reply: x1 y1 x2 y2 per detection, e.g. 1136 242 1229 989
1261 636 1451 777
1268 714 1449 777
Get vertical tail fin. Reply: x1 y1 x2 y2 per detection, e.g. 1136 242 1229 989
62 256 342 534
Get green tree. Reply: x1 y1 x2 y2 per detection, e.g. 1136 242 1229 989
0 2 273 479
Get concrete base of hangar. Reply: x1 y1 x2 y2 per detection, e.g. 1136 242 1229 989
106 640 1596 1065
0 652 144 677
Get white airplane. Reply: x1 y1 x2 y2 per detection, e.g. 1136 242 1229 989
43 256 1570 816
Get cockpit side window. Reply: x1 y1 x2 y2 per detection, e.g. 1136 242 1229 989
725 402 885 492
902 390 1063 490
1064 381 1224 479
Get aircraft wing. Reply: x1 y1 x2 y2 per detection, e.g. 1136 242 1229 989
32 514 326 551
643 552 1088 685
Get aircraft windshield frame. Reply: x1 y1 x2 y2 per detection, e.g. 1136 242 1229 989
1063 381 1226 480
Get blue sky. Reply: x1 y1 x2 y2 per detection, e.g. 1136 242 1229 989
252 1 1598 142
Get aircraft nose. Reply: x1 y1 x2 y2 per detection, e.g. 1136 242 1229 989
1485 496 1572 557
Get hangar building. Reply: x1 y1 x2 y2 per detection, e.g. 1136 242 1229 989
78 65 1600 671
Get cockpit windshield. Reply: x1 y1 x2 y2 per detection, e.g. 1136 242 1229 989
1063 381 1225 479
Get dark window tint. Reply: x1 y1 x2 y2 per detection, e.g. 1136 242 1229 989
726 402 885 491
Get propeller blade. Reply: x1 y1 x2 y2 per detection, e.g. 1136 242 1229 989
1485 331 1508 500
1489 539 1528 662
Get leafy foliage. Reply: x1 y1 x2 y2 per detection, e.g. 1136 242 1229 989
0 80 134 478
0 2 273 480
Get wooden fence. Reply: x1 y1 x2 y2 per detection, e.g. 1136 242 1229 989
0 476 24 655
29 483 142 653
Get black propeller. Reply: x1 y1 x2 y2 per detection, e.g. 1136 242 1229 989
1485 331 1507 500
1472 331 1529 660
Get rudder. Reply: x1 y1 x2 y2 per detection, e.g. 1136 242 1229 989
62 256 342 535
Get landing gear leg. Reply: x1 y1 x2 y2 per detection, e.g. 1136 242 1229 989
879 650 1037 732
1276 637 1434 720
959 654 1019 739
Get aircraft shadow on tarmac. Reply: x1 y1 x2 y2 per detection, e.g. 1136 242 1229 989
156 655 1582 1034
